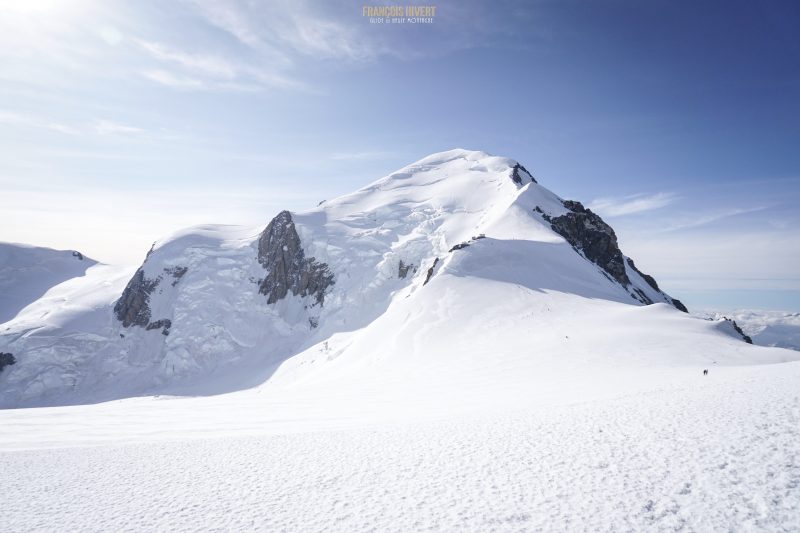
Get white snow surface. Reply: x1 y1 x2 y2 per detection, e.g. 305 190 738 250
1 362 799 532
0 243 97 324
2 149 800 530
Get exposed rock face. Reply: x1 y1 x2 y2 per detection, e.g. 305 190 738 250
511 164 536 184
0 352 15 373
670 298 688 313
626 258 659 292
547 201 630 286
145 319 172 336
165 266 188 286
257 211 334 305
627 258 688 313
114 269 159 327
424 258 440 286
726 318 753 344
114 266 188 330
398 260 415 279
537 202 688 313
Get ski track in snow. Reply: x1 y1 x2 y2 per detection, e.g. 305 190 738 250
2 363 799 532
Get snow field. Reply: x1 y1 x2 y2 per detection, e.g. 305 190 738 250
2 361 798 532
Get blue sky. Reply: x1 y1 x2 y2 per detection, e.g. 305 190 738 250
1 0 798 311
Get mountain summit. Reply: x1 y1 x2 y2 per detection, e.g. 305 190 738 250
0 149 788 407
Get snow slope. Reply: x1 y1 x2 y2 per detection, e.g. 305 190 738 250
0 243 96 324
1 360 798 532
0 149 795 407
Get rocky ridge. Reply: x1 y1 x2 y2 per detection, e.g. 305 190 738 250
257 211 335 305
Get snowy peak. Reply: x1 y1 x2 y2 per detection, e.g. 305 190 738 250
108 148 684 351
2 149 781 409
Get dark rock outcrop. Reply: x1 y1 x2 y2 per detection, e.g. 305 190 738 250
114 265 187 328
165 266 188 286
398 260 415 279
511 164 536 185
631 287 653 305
671 298 688 313
540 202 688 313
145 319 172 336
626 258 660 292
449 234 486 253
627 258 688 313
257 211 334 305
725 318 753 344
548 201 630 286
0 352 15 373
423 258 440 286
114 269 160 328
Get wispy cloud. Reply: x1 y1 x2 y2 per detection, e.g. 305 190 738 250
136 39 302 92
0 0 511 95
140 69 213 91
0 111 80 135
658 206 770 233
179 0 382 63
179 0 267 50
589 192 676 217
137 40 240 79
164 0 512 93
0 110 178 142
139 0 375 94
92 119 145 136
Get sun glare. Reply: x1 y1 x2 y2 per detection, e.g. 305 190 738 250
0 0 89 15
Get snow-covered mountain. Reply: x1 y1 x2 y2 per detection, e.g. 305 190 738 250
696 309 800 351
0 149 794 408
0 243 96 324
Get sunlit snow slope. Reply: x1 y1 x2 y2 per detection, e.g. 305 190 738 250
0 243 97 324
0 149 795 407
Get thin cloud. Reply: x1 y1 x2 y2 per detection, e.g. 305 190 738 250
1 0 514 95
0 111 80 135
141 68 272 92
137 40 240 79
175 0 515 73
136 39 304 92
180 0 267 50
658 206 770 233
0 110 180 143
93 119 146 136
589 192 676 217
180 0 382 63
